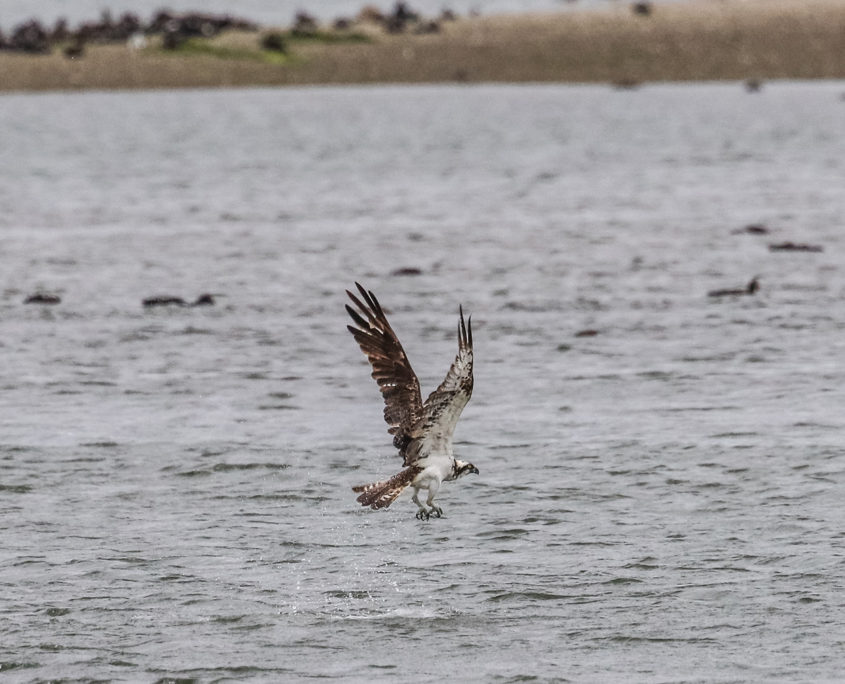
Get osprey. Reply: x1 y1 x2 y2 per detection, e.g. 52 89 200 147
345 283 478 520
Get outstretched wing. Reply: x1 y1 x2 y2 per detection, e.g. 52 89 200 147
346 282 424 453
403 307 473 466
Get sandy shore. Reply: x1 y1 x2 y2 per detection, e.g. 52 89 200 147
2 0 844 92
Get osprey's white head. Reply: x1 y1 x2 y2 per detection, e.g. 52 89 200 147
453 459 480 479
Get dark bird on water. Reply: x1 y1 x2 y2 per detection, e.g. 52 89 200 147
24 293 61 305
708 277 759 298
391 267 424 277
732 223 770 235
745 78 764 93
346 282 478 520
768 241 823 253
142 293 219 308
192 293 217 306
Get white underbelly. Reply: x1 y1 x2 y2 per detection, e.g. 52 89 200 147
412 454 453 488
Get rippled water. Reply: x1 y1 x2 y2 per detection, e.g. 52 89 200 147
2 82 845 681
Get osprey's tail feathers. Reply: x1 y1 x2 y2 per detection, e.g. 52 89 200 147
353 466 422 510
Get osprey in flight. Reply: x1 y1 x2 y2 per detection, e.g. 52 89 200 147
345 283 478 520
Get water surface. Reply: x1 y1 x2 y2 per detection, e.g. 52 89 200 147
1 82 844 681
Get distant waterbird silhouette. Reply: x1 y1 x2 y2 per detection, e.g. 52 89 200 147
745 78 764 93
708 277 759 298
732 223 770 235
768 242 823 253
191 293 217 306
142 293 221 308
24 292 61 305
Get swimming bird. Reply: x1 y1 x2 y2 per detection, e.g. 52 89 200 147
142 295 187 307
768 242 823 253
24 293 61 305
708 277 759 298
142 293 219 308
191 293 217 306
346 282 478 520
731 223 769 235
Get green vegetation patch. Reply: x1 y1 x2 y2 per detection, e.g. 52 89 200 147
157 29 371 64
160 38 290 64
285 29 372 45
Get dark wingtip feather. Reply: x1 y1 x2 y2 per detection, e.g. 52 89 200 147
347 289 380 328
355 281 375 309
352 282 386 320
458 305 472 349
346 303 369 330
368 288 384 317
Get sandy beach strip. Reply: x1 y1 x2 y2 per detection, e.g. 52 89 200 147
1 0 844 92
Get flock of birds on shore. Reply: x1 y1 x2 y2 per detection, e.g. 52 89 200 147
17 224 824 310
0 3 457 57
0 1 659 57
0 10 257 56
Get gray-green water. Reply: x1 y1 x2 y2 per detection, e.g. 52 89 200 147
2 82 844 681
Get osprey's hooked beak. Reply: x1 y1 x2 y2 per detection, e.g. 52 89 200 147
469 465 480 475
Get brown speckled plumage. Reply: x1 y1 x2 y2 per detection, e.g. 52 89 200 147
346 282 477 515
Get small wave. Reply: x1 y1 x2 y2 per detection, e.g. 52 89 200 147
475 528 530 539
174 469 212 478
325 604 448 622
709 431 759 439
623 557 659 569
793 421 839 430
486 591 569 603
175 462 289 477
601 577 643 585
150 666 282 681
678 353 737 363
598 635 718 644
635 370 676 380
0 662 39 673
0 484 32 493
323 589 373 600
212 462 289 472
664 405 740 412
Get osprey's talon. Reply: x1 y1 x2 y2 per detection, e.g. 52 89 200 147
416 509 430 521
429 506 442 518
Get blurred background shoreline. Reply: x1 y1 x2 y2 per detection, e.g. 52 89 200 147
1 0 844 92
